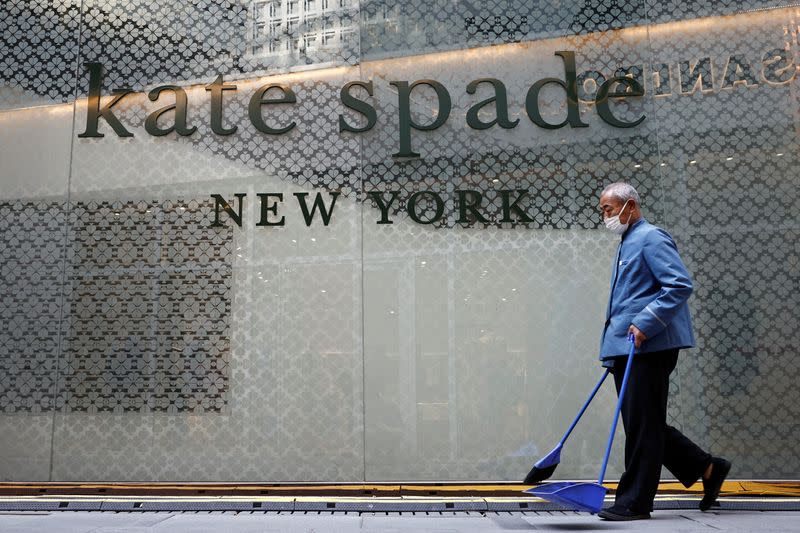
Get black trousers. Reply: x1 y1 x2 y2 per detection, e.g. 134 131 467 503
610 349 712 513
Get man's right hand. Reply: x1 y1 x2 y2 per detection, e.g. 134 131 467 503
628 324 647 349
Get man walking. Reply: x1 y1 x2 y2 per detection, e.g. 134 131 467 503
597 182 731 521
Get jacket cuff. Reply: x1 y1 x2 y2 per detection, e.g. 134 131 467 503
632 305 668 338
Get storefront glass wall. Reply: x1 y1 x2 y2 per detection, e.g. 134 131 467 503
0 0 798 481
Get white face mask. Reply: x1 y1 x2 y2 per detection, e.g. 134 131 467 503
604 200 632 235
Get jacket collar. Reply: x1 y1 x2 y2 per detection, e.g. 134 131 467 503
621 217 646 242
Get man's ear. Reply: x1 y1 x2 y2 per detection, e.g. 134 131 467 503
624 202 638 223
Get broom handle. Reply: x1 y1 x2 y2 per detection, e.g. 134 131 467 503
559 368 610 445
597 334 636 485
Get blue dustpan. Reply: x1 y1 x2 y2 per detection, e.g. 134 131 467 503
525 481 607 513
525 335 636 514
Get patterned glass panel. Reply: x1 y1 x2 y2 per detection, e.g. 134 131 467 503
0 0 798 482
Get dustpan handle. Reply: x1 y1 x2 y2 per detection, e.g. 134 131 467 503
597 333 636 485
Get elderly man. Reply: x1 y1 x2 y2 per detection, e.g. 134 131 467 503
596 182 730 521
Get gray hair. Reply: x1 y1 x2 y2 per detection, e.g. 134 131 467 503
602 182 641 206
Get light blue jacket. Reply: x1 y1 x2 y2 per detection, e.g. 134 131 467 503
600 218 695 364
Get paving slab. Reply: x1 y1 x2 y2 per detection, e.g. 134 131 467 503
1 510 800 532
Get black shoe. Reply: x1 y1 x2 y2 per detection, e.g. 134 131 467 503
700 457 732 511
598 506 651 521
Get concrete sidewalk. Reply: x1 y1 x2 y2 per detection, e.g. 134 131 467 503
2 510 800 532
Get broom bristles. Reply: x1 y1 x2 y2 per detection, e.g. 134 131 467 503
523 463 558 484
